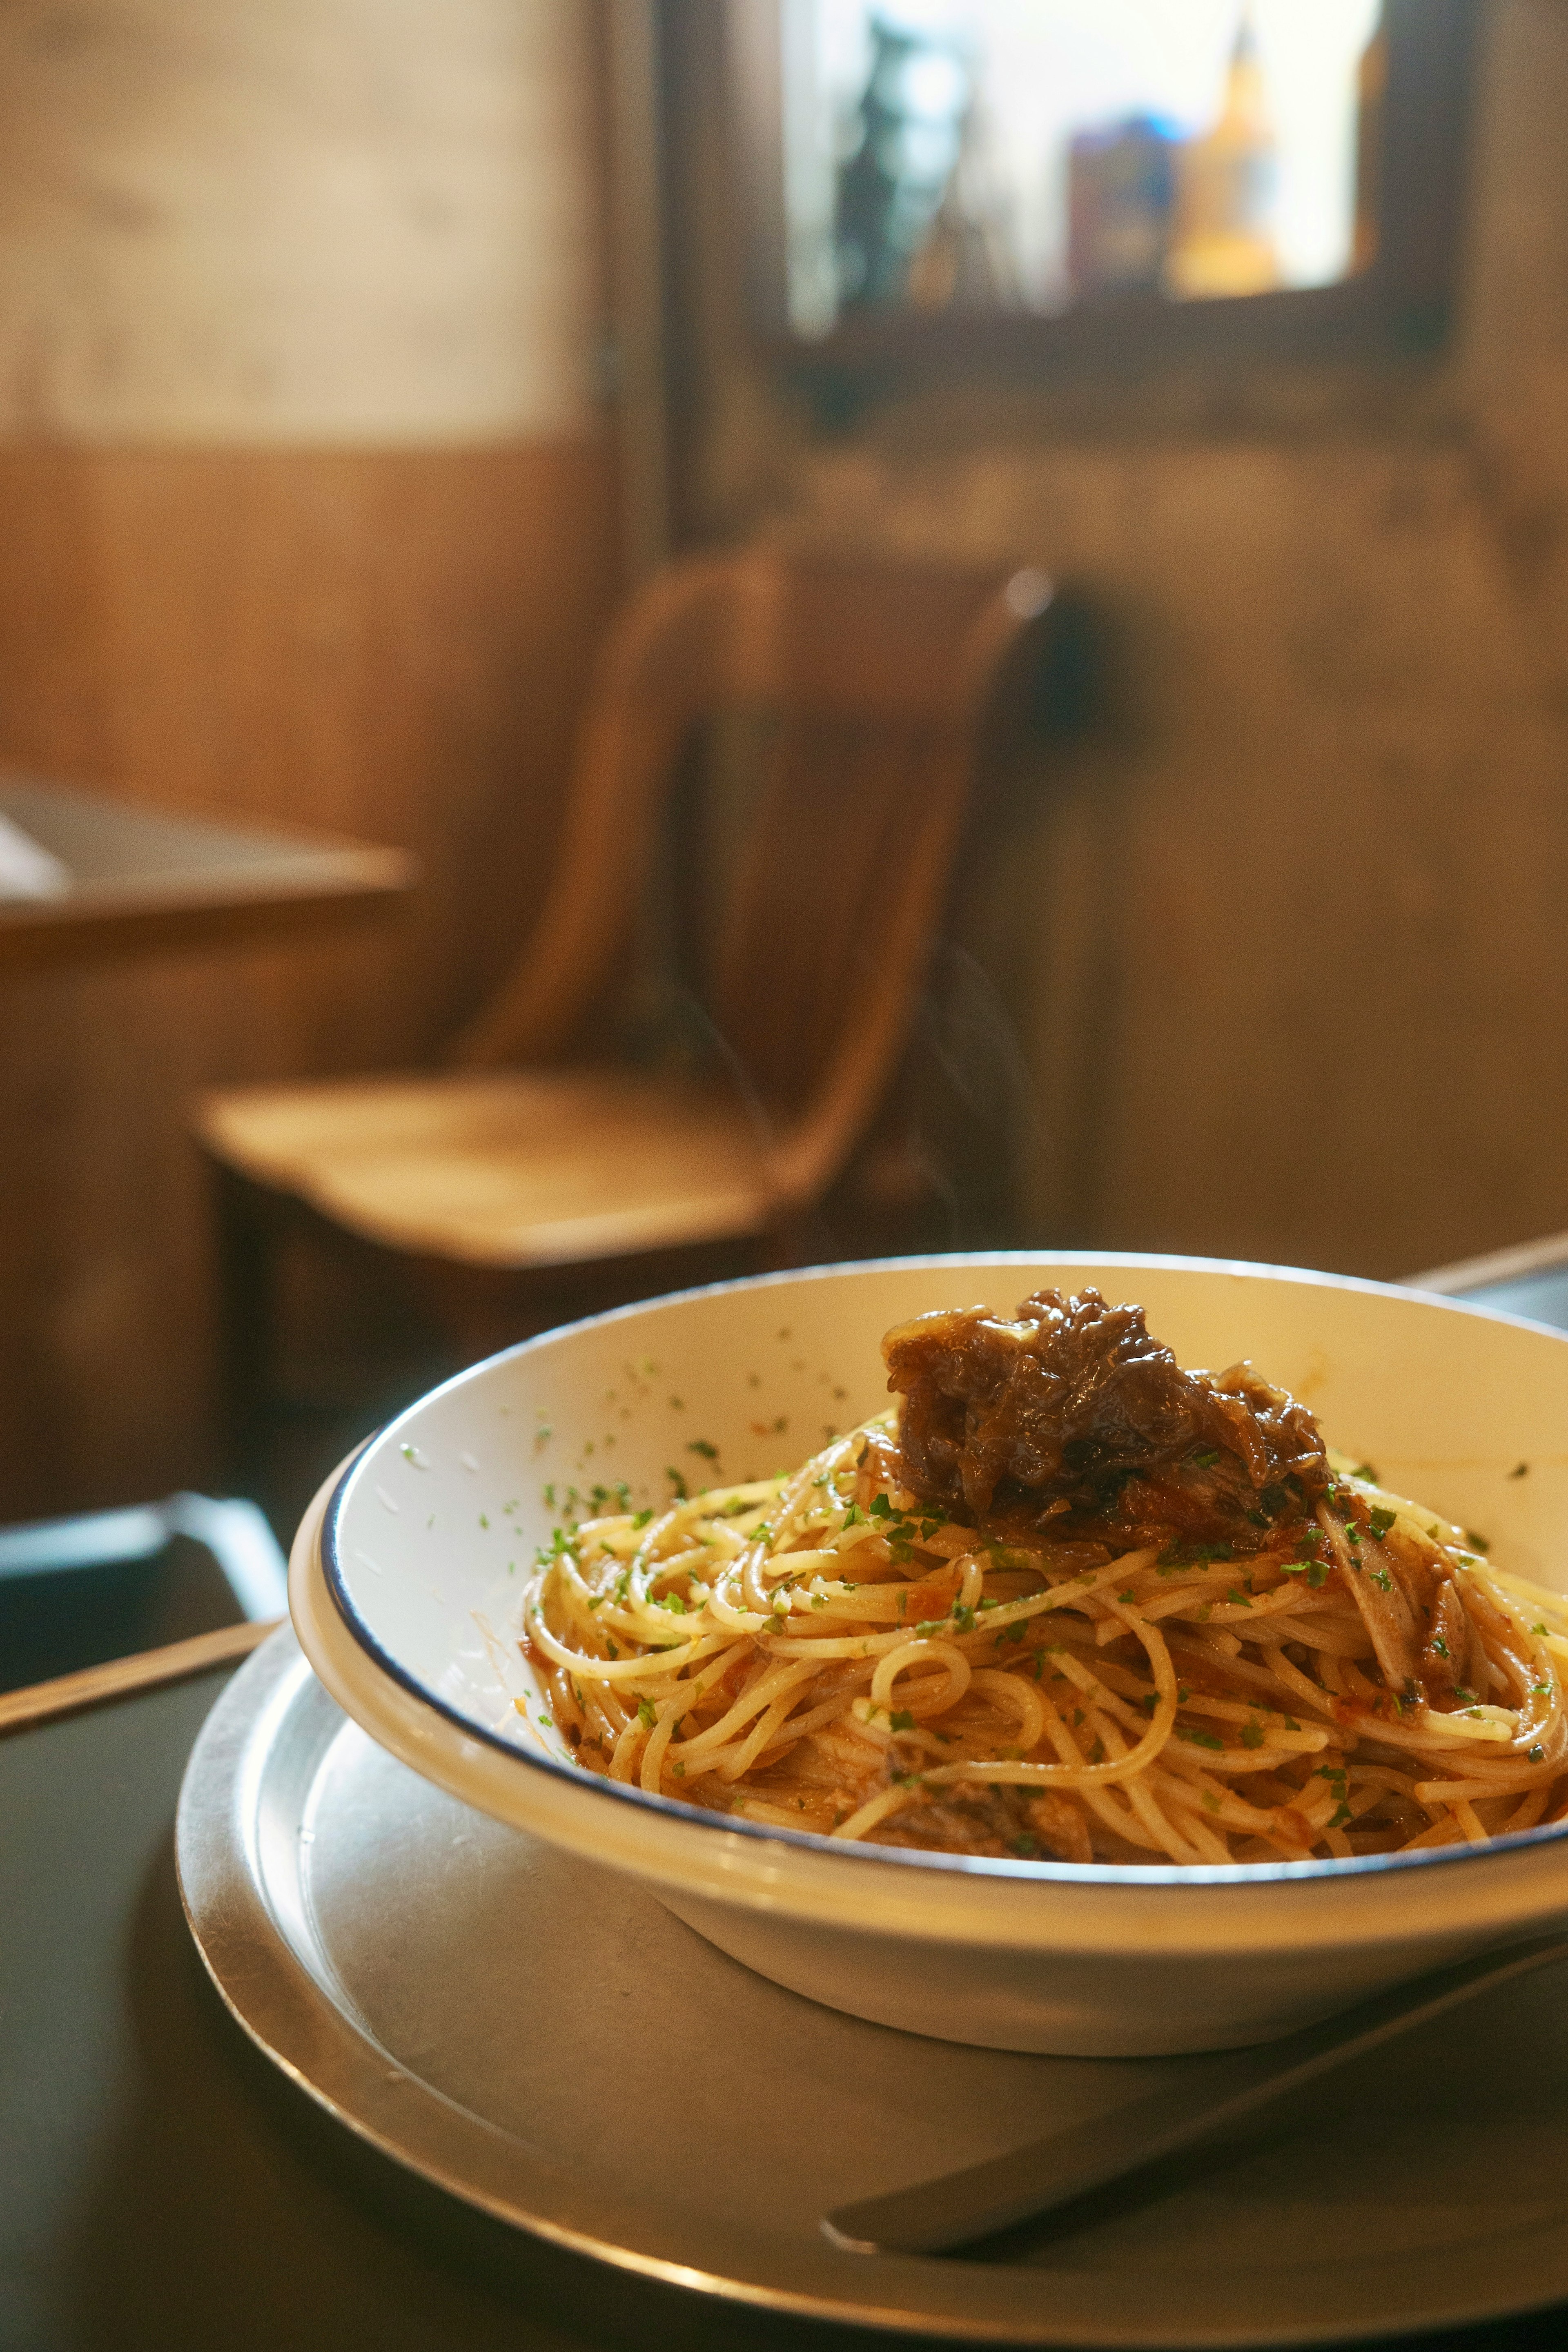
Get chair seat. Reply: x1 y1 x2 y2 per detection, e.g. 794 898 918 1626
194 1068 777 1268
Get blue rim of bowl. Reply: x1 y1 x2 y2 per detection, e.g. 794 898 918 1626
321 1251 1568 1893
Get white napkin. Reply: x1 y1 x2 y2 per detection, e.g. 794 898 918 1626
0 812 71 900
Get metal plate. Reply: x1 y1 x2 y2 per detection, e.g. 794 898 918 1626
177 1631 1568 2349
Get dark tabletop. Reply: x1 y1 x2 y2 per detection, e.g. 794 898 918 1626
6 1664 1568 2352
7 1260 1568 2352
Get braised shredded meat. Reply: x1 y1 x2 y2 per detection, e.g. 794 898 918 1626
882 1286 1330 1553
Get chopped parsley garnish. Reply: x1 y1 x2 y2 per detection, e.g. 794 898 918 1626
1367 1507 1398 1539
1281 1556 1329 1588
636 1697 657 1730
1158 1539 1232 1570
889 1709 915 1732
1178 1727 1225 1751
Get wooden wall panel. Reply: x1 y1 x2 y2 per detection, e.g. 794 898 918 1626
0 439 619 1520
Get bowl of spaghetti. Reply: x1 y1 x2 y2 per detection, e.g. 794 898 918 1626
289 1254 1568 2055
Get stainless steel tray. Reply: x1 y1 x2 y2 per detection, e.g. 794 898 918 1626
176 1630 1568 2349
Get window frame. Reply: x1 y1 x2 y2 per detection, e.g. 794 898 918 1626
724 0 1481 383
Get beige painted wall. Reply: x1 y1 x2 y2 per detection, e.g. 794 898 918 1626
672 0 1568 1283
0 0 602 439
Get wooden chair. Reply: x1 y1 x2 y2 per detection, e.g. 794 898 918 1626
194 545 1071 1481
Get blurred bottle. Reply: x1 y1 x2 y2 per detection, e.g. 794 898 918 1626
906 97 1020 314
1066 115 1180 301
1351 4 1389 275
1165 8 1280 300
835 19 969 312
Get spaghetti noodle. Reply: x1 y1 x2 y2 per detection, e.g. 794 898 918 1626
517 1290 1568 1865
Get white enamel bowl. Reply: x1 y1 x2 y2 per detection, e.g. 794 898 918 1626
290 1253 1568 2056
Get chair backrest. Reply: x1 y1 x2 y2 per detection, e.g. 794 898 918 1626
455 543 1061 1216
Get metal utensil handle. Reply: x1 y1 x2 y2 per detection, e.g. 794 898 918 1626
823 1933 1568 2258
